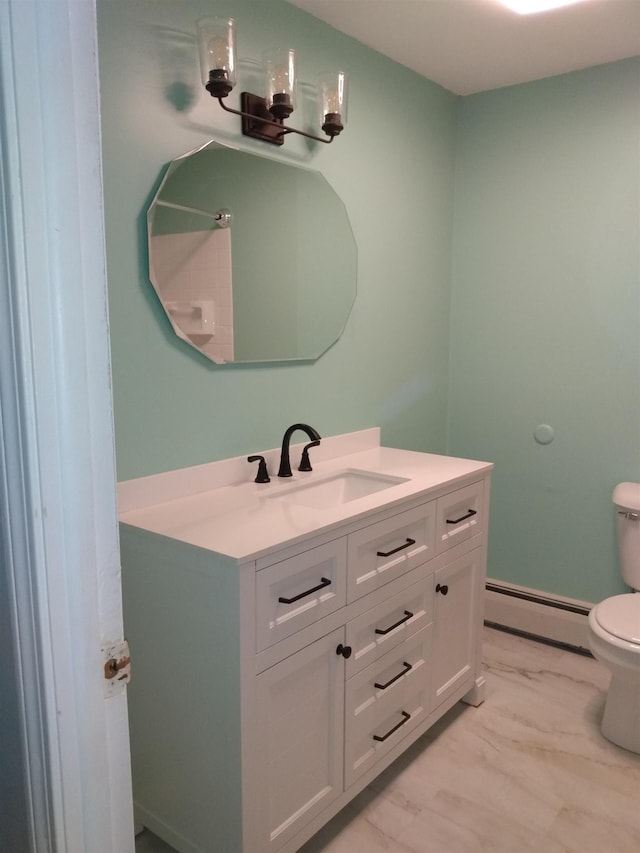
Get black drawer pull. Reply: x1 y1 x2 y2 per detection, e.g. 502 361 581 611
446 508 477 525
278 577 331 604
373 710 411 742
376 537 416 558
435 583 449 595
375 610 413 636
374 661 412 691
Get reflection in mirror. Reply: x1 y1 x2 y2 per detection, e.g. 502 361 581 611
147 141 357 364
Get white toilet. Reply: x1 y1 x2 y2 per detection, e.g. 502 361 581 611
587 482 640 753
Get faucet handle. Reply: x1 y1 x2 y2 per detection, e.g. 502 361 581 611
248 455 270 483
298 440 321 472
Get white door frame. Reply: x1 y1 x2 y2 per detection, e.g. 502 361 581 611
0 1 133 850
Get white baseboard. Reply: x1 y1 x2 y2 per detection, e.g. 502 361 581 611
484 579 593 652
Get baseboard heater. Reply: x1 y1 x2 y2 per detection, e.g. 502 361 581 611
484 580 593 656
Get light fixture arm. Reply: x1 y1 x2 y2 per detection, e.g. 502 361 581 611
216 96 334 145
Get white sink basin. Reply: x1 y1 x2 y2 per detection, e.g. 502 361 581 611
272 469 409 510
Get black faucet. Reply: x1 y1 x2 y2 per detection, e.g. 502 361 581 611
278 423 321 478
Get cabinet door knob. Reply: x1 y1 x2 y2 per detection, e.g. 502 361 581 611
336 644 352 659
436 583 449 595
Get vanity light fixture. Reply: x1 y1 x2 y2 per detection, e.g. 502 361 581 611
197 16 348 146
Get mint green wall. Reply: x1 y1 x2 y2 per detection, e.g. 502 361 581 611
99 3 640 604
98 0 457 480
449 59 640 603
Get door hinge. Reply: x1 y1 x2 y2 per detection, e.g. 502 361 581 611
102 639 131 698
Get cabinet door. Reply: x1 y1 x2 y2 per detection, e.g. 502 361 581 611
254 628 345 851
432 548 481 709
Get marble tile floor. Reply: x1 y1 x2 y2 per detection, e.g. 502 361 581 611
136 626 640 853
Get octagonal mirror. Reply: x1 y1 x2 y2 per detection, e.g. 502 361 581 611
147 140 357 364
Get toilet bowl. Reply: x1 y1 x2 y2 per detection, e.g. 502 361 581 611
587 482 640 754
588 594 640 753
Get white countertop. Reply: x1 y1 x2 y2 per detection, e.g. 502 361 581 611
118 431 492 562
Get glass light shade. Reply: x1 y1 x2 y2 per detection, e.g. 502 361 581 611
318 71 348 137
197 17 236 97
263 48 297 120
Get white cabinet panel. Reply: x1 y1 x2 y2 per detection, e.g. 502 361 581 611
432 548 481 708
255 627 345 851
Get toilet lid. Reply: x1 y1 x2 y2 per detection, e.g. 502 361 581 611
594 594 640 644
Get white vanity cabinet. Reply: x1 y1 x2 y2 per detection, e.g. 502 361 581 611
119 445 491 853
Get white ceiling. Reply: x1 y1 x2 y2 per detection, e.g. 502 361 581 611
286 0 640 94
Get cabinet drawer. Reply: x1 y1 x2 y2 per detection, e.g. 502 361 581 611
345 578 432 678
256 539 347 652
347 503 435 602
344 627 432 788
435 481 484 555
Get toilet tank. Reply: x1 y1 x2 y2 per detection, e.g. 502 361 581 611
613 482 640 589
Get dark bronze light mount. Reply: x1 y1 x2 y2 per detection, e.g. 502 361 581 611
197 17 348 147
